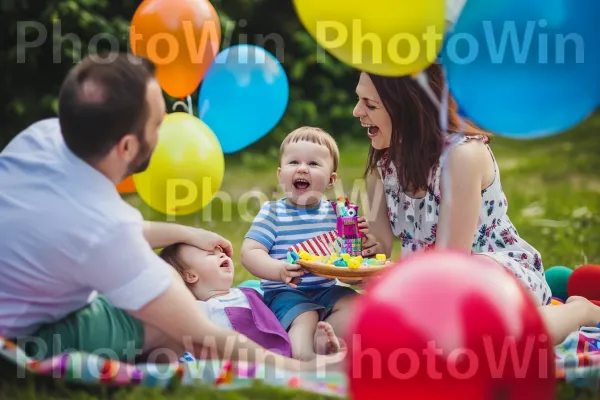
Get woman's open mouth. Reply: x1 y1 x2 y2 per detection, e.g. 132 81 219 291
293 178 310 190
362 122 380 138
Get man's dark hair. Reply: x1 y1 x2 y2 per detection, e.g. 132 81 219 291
58 53 157 162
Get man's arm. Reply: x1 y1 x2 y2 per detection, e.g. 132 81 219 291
142 221 233 257
128 271 335 372
80 222 341 372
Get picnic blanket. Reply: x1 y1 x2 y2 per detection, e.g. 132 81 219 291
555 326 600 388
3 326 600 395
0 335 348 397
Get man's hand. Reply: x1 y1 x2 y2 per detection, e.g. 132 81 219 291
278 262 306 289
142 221 233 257
183 228 234 258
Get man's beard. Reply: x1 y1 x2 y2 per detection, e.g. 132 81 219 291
126 136 153 176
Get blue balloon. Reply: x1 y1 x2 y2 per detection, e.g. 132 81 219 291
198 45 289 153
443 0 600 138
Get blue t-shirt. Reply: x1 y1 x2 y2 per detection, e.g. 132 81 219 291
245 199 338 291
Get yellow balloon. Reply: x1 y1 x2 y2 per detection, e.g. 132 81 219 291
133 112 224 216
293 0 446 76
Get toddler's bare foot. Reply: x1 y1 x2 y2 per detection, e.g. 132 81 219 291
314 321 341 355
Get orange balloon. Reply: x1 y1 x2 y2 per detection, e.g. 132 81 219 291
130 0 221 98
117 176 136 194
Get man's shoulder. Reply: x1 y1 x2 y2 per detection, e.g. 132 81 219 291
2 118 63 155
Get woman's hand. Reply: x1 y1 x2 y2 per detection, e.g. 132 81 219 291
357 216 381 257
357 216 369 235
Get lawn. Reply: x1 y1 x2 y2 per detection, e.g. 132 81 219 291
1 113 599 399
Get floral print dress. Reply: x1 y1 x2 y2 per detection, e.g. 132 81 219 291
377 134 552 306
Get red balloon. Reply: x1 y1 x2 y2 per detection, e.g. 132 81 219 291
567 264 600 301
346 251 555 400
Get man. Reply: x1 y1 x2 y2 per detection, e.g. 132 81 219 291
0 53 344 372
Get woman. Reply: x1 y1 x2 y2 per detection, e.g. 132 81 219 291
354 63 600 345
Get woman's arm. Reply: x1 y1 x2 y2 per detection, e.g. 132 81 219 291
436 141 490 252
364 170 395 258
142 221 233 257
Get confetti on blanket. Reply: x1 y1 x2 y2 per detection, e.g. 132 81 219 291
3 326 600 394
555 326 600 388
0 336 347 397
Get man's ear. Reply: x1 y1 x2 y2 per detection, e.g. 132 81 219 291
116 133 138 163
328 172 338 189
183 270 199 284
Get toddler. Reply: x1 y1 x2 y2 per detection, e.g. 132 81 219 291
241 126 361 362
159 243 292 357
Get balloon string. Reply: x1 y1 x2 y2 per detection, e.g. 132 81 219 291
412 69 453 248
172 101 189 113
171 96 194 116
412 72 442 110
186 95 193 116
437 67 452 249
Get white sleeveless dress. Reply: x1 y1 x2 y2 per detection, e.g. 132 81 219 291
377 134 552 306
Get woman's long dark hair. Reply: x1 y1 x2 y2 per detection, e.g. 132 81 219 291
364 63 490 193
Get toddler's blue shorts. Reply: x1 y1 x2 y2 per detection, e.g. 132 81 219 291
263 284 357 331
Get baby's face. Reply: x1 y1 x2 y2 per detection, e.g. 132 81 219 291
178 244 234 291
277 141 336 207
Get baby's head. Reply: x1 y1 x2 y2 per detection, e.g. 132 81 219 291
278 126 339 207
159 243 234 301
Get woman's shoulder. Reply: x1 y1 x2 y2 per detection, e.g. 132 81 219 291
445 134 491 165
442 134 497 189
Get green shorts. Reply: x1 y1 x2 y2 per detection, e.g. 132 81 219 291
18 296 145 363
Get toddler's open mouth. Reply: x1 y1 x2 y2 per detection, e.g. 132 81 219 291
220 259 231 269
293 178 310 190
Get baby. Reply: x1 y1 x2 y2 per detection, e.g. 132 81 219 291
241 126 362 361
159 243 292 357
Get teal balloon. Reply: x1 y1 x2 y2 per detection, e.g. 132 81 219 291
443 0 600 138
198 45 289 153
545 266 573 301
238 279 264 296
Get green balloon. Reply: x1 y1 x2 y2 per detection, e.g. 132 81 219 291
545 266 573 301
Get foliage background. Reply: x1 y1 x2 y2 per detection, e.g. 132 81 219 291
1 0 362 161
2 1 600 399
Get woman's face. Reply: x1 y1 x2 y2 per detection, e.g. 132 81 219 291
353 72 393 150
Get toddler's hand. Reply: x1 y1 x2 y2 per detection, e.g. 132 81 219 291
279 262 306 289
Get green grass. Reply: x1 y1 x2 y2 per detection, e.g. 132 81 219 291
2 113 600 399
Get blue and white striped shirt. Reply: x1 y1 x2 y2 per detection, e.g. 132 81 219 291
245 199 338 290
